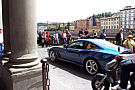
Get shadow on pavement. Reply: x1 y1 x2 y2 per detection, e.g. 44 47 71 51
45 57 93 81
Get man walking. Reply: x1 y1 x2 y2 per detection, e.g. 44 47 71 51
116 28 124 46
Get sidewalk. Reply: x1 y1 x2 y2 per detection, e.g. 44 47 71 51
38 46 131 90
37 46 92 90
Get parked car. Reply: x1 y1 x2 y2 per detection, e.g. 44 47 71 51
47 39 131 75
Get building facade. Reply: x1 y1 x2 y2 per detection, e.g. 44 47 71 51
76 19 89 31
76 16 100 31
37 26 47 32
47 24 57 29
69 22 76 30
100 13 120 33
120 6 135 31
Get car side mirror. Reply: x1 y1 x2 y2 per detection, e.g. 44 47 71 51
63 44 68 48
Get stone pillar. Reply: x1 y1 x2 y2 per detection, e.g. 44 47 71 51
2 0 11 55
8 0 38 66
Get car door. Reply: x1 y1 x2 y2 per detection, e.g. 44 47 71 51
60 41 87 64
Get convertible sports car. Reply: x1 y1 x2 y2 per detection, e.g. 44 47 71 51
48 39 131 75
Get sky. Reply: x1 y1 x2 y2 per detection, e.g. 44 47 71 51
36 0 135 23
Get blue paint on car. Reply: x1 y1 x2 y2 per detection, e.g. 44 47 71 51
48 39 131 74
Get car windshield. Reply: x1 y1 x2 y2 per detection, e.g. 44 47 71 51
92 40 119 50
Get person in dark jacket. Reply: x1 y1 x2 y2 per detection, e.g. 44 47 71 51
116 28 124 46
100 29 106 39
38 30 43 45
84 28 89 38
78 28 85 39
0 62 13 90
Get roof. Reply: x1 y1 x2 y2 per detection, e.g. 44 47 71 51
120 8 135 11
78 39 106 43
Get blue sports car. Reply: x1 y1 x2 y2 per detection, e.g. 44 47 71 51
48 39 131 75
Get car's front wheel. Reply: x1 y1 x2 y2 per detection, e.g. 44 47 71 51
49 50 57 62
85 59 100 75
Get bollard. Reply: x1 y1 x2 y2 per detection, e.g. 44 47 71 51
41 59 50 90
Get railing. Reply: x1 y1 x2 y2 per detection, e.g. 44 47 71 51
49 35 117 45
47 31 129 46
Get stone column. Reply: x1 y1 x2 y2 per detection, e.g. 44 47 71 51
2 0 11 56
8 0 38 67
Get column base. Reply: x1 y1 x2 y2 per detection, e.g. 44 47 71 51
4 58 40 68
10 63 42 90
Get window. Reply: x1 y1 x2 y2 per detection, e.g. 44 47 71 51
101 26 103 29
68 41 86 49
117 25 119 29
114 26 116 29
134 25 135 28
86 43 99 49
111 26 113 29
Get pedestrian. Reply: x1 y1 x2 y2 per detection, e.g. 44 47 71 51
116 28 124 46
38 30 43 46
92 30 97 39
84 28 89 39
57 29 61 36
66 29 72 44
58 31 63 45
131 28 135 35
123 35 135 52
53 30 59 45
46 32 50 47
41 32 46 48
100 29 106 40
62 29 67 44
78 28 85 39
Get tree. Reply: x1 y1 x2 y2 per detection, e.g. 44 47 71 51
105 12 112 17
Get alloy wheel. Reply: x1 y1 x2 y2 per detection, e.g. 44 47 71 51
49 50 56 61
85 59 98 75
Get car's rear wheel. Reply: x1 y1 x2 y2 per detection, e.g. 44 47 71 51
85 59 100 75
49 50 57 61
